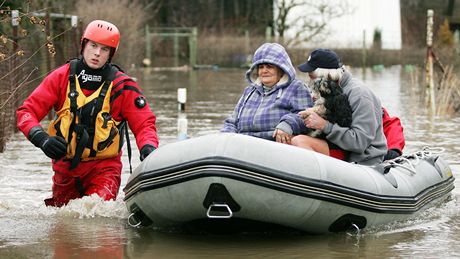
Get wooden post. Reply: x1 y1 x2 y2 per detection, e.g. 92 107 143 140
177 88 187 112
71 15 79 57
188 27 197 68
265 26 272 42
45 6 54 120
11 10 19 52
177 88 188 140
173 29 179 67
11 10 19 133
145 25 151 65
244 30 250 54
425 9 436 112
45 7 52 71
362 30 367 80
454 29 460 56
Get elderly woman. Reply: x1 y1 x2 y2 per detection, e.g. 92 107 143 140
221 43 312 144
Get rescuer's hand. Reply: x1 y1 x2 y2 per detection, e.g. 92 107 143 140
29 126 67 160
140 144 156 161
384 148 401 161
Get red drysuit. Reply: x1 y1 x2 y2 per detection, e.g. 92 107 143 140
17 61 159 206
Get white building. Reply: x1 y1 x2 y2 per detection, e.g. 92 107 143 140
278 0 402 49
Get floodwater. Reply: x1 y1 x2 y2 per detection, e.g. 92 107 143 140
1 66 459 258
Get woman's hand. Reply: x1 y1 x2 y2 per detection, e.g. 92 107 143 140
299 108 327 130
273 129 292 144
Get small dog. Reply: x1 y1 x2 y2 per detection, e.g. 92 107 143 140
306 78 353 137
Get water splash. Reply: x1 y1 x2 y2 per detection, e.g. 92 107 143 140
55 194 129 219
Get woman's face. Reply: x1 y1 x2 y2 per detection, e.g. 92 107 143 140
258 63 283 87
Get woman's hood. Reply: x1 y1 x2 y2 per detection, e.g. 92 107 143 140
245 43 296 87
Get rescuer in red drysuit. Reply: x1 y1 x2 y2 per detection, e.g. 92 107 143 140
382 107 405 160
16 20 158 207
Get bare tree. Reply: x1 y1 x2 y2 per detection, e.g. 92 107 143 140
274 0 354 47
0 1 75 151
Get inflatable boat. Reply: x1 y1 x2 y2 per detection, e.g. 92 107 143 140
123 133 454 234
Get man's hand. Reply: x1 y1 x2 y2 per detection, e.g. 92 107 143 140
299 108 327 130
273 129 292 144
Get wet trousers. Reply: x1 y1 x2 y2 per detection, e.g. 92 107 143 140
44 153 122 207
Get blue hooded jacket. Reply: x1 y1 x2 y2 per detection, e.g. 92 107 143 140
221 43 313 140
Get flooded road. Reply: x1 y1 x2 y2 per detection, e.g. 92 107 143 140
1 66 459 258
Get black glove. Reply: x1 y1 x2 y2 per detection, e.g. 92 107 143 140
28 126 67 160
140 144 156 161
384 148 401 161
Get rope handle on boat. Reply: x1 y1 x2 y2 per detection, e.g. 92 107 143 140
385 157 417 175
383 146 445 174
421 146 445 155
127 212 142 228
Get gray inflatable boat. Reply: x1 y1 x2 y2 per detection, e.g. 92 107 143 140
123 133 454 234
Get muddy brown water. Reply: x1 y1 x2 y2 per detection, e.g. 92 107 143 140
1 66 459 258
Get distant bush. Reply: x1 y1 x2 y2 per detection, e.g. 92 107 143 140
436 19 455 49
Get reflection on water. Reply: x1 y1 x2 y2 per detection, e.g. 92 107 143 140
50 217 126 259
0 66 459 257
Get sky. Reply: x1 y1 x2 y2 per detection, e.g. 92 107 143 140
281 0 402 49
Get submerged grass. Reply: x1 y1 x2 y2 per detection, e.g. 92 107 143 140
435 66 460 115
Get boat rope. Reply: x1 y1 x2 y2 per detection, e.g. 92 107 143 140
384 156 417 175
383 146 445 175
421 146 445 155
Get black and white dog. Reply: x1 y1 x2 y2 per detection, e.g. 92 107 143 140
307 78 353 137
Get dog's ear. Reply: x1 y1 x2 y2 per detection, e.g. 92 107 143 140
329 81 342 96
319 78 333 95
